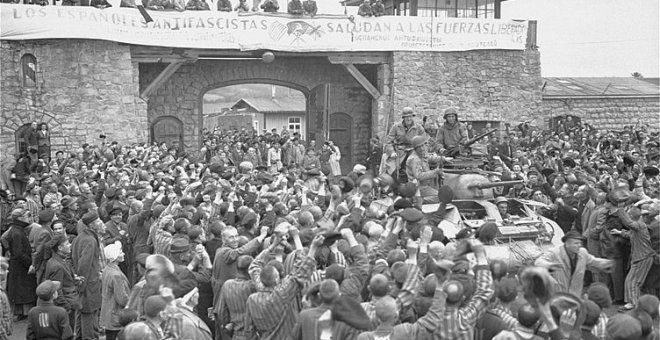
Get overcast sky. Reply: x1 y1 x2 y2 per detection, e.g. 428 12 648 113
502 0 660 78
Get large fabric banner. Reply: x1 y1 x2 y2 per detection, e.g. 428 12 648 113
1 4 528 52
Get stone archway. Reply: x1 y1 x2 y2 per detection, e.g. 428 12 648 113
140 58 373 163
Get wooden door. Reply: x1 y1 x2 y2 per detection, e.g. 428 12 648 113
329 112 353 174
152 116 184 150
307 84 329 145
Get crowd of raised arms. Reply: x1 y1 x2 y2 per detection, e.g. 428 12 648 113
0 106 658 340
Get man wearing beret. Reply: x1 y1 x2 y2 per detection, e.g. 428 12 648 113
71 212 106 340
535 231 613 297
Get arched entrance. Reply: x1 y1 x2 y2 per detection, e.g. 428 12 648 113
329 112 353 174
151 116 184 150
140 57 373 168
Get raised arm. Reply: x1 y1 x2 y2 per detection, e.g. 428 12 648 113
338 229 369 300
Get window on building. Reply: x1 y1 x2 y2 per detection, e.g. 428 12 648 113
21 54 37 87
253 120 259 132
288 117 301 134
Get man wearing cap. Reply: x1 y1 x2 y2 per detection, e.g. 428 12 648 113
535 230 613 296
28 209 56 283
170 237 212 295
104 207 130 278
71 211 106 340
387 107 426 174
44 233 79 329
5 208 38 321
26 280 73 340
435 108 468 157
405 135 443 203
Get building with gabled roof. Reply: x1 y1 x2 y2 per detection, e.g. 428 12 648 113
541 77 660 132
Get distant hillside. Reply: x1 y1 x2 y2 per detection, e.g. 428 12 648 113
203 84 305 107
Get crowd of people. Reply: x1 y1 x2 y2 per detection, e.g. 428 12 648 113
0 107 658 340
8 0 324 17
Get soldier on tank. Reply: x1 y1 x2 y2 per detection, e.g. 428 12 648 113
386 107 426 183
405 136 444 203
436 108 468 157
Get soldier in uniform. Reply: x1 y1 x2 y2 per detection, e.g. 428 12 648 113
436 108 468 157
405 136 443 203
386 107 426 183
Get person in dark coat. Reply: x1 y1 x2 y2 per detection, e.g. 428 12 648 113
3 208 38 320
287 0 303 14
44 233 80 330
23 121 39 162
29 209 55 284
10 153 31 196
71 211 106 340
37 123 50 162
302 0 316 16
104 207 130 277
26 280 74 340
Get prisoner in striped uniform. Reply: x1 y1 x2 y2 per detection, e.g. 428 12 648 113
217 255 256 340
613 206 655 310
244 232 322 340
434 239 494 340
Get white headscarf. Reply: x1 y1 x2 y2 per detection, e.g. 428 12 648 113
104 241 123 263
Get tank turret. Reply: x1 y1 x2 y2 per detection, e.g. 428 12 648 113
443 172 523 200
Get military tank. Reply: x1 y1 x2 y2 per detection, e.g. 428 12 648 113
421 170 564 270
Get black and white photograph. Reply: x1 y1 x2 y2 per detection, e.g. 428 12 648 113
0 0 658 339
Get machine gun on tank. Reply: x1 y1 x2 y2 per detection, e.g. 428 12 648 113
442 128 498 159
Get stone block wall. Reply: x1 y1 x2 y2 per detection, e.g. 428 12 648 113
542 96 660 132
384 49 543 135
0 40 147 163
